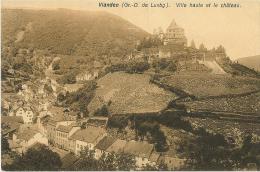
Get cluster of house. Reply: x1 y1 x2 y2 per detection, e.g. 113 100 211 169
2 104 185 170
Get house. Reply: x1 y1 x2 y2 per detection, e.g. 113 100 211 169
45 107 77 145
55 123 80 151
70 126 107 156
76 70 99 82
14 106 34 124
94 136 117 159
123 140 154 168
76 72 93 82
37 114 52 136
158 155 186 170
105 139 127 154
11 129 48 154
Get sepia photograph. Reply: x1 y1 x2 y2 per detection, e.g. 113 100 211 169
1 0 260 171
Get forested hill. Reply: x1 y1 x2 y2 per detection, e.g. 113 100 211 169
2 8 149 57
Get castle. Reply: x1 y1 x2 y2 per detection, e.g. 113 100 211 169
133 19 227 63
153 19 187 47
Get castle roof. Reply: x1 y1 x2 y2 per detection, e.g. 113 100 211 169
168 19 177 28
167 19 184 31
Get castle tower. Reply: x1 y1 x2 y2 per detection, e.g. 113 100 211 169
164 19 187 46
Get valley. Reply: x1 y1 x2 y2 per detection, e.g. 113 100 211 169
1 8 260 171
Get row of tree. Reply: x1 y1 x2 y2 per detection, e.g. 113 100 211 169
2 143 167 171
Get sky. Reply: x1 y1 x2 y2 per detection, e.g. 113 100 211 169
2 0 260 60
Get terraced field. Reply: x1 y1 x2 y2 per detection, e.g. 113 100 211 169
180 91 260 114
88 72 177 115
161 74 260 98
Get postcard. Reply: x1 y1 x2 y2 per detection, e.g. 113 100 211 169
1 0 260 171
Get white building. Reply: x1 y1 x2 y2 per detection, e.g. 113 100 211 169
14 106 34 124
69 126 107 156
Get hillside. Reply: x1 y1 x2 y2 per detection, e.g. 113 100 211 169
2 8 149 57
161 73 260 98
237 55 260 71
87 72 177 115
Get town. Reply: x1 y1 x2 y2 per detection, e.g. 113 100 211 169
1 8 260 171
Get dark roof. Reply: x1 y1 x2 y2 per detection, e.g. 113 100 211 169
95 136 116 150
1 116 24 124
1 116 23 135
61 153 79 169
1 122 21 135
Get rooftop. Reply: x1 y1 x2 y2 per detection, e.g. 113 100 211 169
95 136 116 150
61 153 79 169
106 139 127 154
70 126 106 143
123 140 154 158
16 129 39 141
1 116 24 124
56 123 78 133
149 152 161 163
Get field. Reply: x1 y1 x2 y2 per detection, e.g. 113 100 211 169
161 73 260 98
88 72 177 115
180 91 260 114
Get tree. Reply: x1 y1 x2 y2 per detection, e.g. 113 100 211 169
5 144 62 171
52 61 60 70
116 153 136 170
199 43 207 51
74 148 136 171
1 137 10 154
190 40 196 49
186 132 233 170
94 104 109 116
62 81 97 115
74 148 98 170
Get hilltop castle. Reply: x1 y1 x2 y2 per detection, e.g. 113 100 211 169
133 19 227 63
153 19 187 47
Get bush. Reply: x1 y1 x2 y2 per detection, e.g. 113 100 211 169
126 61 150 73
52 61 60 70
57 71 77 84
94 104 109 116
105 61 150 74
61 81 97 115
